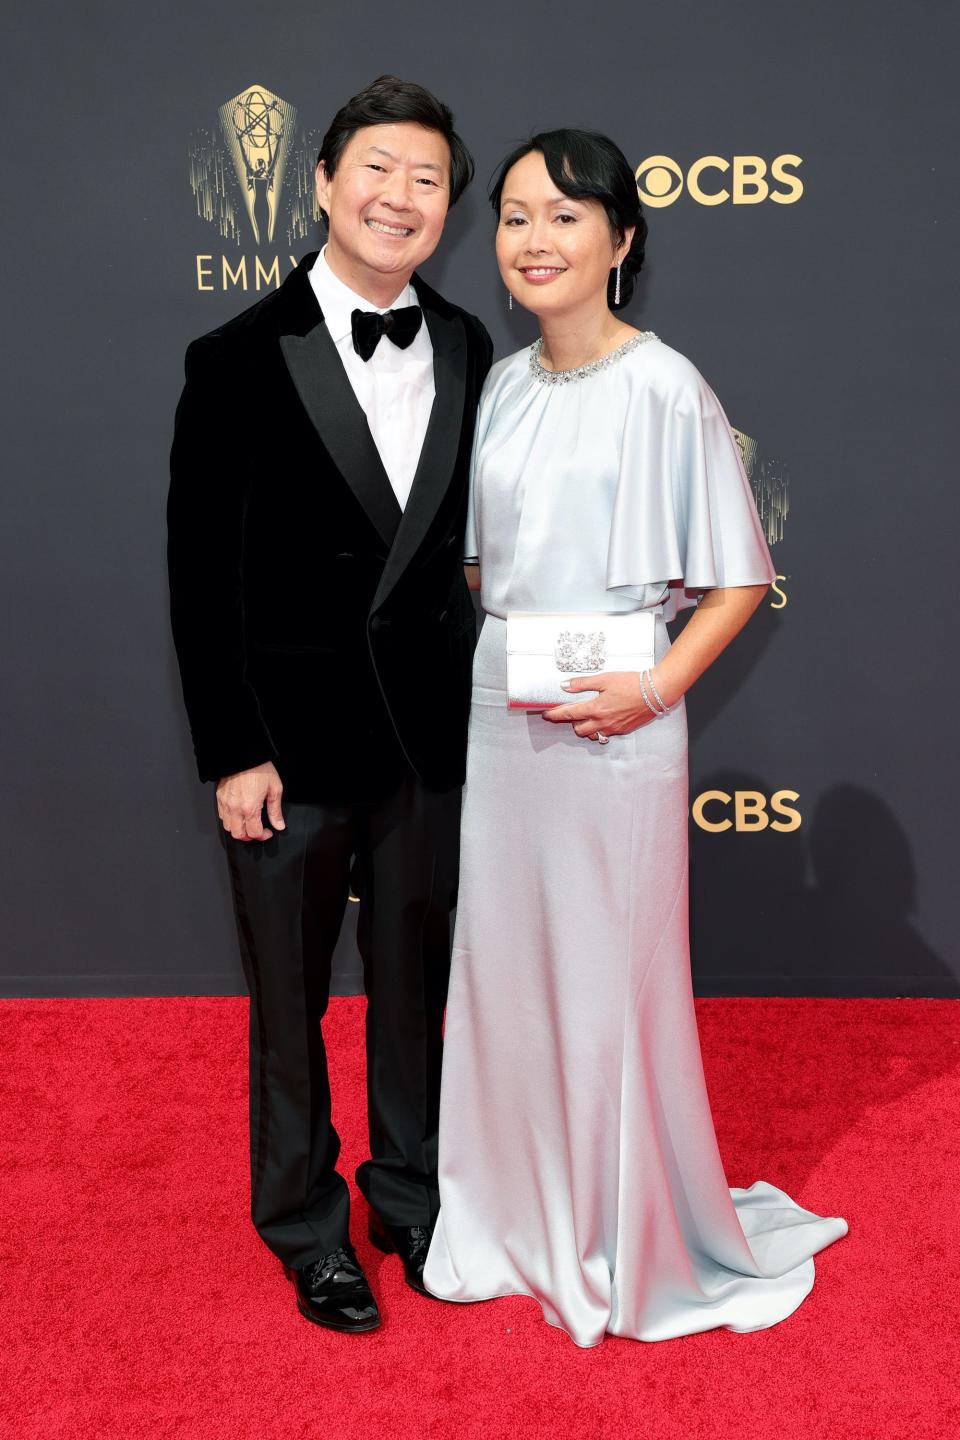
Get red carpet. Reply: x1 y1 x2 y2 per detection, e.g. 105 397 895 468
1 996 957 1439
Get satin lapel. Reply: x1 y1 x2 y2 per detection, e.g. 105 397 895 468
373 294 467 609
279 316 401 551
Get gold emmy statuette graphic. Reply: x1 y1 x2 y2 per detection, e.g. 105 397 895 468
189 85 322 289
219 84 296 246
732 428 790 548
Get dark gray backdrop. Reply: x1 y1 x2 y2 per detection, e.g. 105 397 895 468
4 0 957 996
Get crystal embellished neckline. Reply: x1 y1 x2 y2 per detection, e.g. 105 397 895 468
529 331 658 385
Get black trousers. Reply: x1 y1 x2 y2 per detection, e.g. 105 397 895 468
221 769 461 1268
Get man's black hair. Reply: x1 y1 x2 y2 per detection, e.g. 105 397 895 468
317 75 474 215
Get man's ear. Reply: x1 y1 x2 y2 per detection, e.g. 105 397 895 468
315 161 331 216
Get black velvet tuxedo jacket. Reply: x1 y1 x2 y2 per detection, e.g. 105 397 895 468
168 254 493 802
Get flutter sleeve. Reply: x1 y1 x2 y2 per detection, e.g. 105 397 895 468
606 351 776 615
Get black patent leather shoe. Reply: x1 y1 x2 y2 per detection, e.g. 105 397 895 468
286 1244 380 1332
368 1214 434 1297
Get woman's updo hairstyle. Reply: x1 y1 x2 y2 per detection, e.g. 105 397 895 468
489 129 648 311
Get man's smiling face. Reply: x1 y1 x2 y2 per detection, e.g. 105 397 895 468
316 122 452 300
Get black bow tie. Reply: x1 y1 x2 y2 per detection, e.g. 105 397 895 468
350 305 423 362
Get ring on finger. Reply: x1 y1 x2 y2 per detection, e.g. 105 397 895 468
596 730 609 745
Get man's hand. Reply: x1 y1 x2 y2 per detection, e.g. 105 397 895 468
541 671 665 741
216 762 285 841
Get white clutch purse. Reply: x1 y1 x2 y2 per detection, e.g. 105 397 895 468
505 611 657 710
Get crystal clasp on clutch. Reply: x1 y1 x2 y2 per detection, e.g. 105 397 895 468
554 630 606 673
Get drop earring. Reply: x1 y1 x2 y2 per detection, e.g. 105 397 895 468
614 263 622 307
508 289 513 311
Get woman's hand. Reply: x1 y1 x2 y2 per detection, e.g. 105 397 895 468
540 585 769 742
541 670 672 741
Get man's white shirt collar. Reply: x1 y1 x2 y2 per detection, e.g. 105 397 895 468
309 246 417 344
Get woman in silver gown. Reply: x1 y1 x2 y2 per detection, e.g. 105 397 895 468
423 130 847 1346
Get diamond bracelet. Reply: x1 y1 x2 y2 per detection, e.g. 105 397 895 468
640 669 672 718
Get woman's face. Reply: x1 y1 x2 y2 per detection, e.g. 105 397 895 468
496 150 630 318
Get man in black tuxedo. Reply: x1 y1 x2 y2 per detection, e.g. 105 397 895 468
168 76 492 1332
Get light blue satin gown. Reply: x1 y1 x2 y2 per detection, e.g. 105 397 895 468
423 335 847 1347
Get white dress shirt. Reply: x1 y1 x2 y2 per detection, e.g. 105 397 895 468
308 247 435 511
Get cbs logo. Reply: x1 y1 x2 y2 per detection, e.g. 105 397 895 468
636 155 803 208
692 790 801 833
